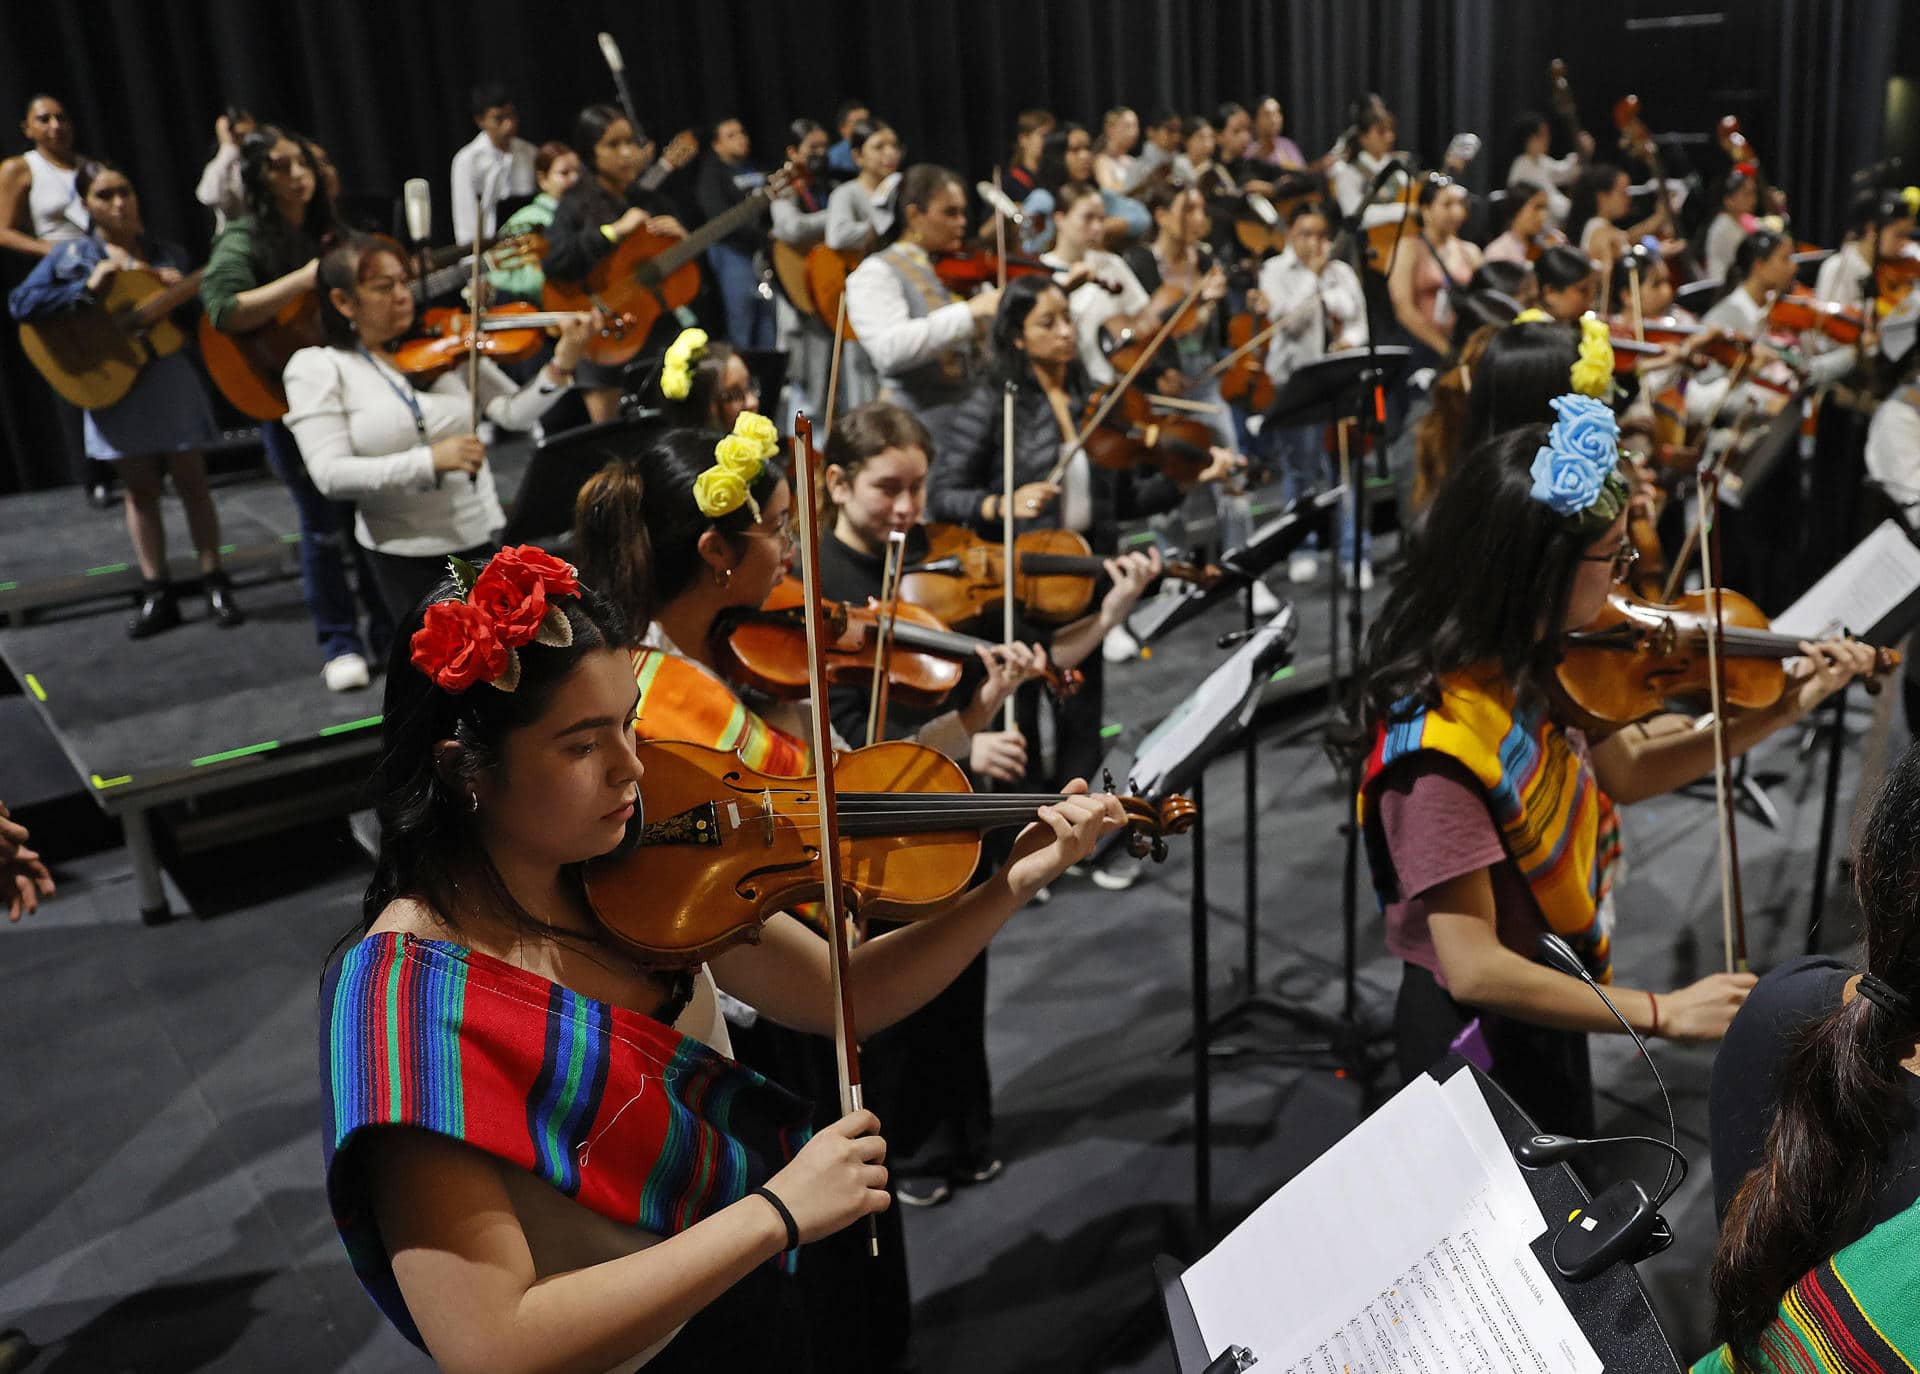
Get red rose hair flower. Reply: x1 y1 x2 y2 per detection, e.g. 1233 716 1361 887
410 600 509 692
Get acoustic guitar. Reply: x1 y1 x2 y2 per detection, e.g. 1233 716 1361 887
769 239 864 335
544 162 801 367
198 233 544 420
18 266 204 410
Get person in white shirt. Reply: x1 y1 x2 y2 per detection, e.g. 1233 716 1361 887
1329 102 1410 230
1702 170 1759 282
1566 163 1670 266
284 233 592 618
449 82 537 245
1865 372 1920 522
194 107 253 233
1703 229 1857 388
1038 181 1157 389
1503 112 1592 227
1816 187 1916 313
1257 202 1370 582
844 164 1000 449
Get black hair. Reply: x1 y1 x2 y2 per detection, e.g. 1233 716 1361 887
1452 260 1533 342
641 334 741 427
1721 227 1789 302
1139 177 1194 220
22 92 63 119
1418 174 1464 210
1606 242 1665 313
1180 115 1215 149
1214 101 1249 129
1505 110 1550 170
1359 424 1596 730
1344 94 1392 159
787 117 823 149
1462 319 1578 447
988 274 1090 393
316 232 409 348
835 99 869 130
1717 167 1757 208
1147 107 1181 131
74 157 125 205
1534 243 1596 294
1565 163 1626 236
570 103 633 167
824 400 933 482
360 566 636 944
891 162 964 234
470 81 513 120
1499 179 1549 235
1711 742 1920 1359
1035 123 1089 195
572 427 784 632
1009 108 1056 168
238 124 337 248
706 115 744 147
1847 187 1914 238
1051 178 1103 230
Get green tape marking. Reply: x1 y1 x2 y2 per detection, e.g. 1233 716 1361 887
280 532 302 544
91 772 132 789
1100 722 1124 740
0 581 16 592
191 740 280 766
217 543 237 555
1268 665 1296 683
23 674 46 702
86 561 130 576
1120 531 1157 548
319 714 383 737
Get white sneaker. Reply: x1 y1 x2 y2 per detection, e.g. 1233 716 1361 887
322 652 371 692
1102 624 1140 663
1341 560 1376 593
1249 579 1282 616
1287 550 1319 584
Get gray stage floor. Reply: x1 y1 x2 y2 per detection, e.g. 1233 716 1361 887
0 544 1901 1372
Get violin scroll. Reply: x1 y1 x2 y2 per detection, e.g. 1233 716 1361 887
1109 770 1199 863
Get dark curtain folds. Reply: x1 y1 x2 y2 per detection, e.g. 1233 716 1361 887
0 0 1894 494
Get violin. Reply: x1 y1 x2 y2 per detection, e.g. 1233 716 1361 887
1231 181 1326 257
1524 228 1569 262
1099 277 1212 377
899 523 1221 626
583 737 1196 965
1875 245 1920 313
714 574 1084 704
1554 587 1900 732
1217 312 1277 411
931 249 1053 295
392 303 588 379
1078 387 1219 484
1766 290 1864 345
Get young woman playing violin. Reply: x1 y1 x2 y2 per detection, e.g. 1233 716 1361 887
201 124 391 691
1566 163 1669 265
323 544 1120 1374
282 233 593 620
542 104 690 425
1702 169 1759 283
7 158 242 638
1388 176 1481 364
1483 181 1554 265
1702 229 1858 387
1817 186 1917 314
844 164 1000 450
1504 112 1593 229
1357 400 1876 1136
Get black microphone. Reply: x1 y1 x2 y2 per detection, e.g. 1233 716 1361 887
1520 932 1686 1280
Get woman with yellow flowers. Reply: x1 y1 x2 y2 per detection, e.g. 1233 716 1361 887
645 326 762 432
1354 326 1874 1133
568 410 1066 1370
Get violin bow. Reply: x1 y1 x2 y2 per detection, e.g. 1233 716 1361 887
1659 349 1753 602
822 290 849 439
1696 462 1750 973
1051 272 1208 485
467 184 486 488
790 414 877 1253
993 166 1008 295
1000 379 1019 730
865 529 907 747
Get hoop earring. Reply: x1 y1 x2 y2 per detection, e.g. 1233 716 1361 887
468 791 480 813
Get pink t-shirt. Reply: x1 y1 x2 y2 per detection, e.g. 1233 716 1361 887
1368 754 1551 986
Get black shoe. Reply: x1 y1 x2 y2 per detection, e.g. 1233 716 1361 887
86 481 114 510
128 582 181 639
894 1175 953 1208
202 571 245 627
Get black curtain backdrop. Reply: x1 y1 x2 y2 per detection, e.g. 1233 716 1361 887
0 0 1897 495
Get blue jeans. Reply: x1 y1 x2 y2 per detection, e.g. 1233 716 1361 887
260 420 392 664
1266 422 1368 563
708 243 774 350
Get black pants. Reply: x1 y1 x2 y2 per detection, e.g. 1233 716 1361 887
1015 649 1108 790
364 541 495 627
1395 961 1595 1137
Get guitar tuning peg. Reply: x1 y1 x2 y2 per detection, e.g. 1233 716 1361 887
1101 768 1116 795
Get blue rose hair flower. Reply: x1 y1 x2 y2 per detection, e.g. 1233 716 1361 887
1529 394 1628 529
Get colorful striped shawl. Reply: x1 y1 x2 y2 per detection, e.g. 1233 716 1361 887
321 932 812 1349
632 645 812 777
1692 1200 1920 1372
1357 672 1621 980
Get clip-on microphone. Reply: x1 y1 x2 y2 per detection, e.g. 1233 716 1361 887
1515 933 1687 1280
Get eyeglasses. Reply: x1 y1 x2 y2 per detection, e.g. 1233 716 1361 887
1581 541 1640 581
754 511 796 547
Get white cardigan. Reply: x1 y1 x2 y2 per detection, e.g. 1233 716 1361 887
284 345 567 557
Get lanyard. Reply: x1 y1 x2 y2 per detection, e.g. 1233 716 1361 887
356 346 428 445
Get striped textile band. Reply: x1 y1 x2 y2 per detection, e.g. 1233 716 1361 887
632 646 812 776
321 932 811 1349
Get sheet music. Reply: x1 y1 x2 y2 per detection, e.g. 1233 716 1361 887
1773 520 1920 644
1182 1076 1599 1374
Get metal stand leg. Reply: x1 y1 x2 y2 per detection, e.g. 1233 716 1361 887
1190 772 1211 1235
1805 688 1849 954
124 806 171 925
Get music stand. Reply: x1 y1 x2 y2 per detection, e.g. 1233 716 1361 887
499 410 664 546
1153 1061 1683 1373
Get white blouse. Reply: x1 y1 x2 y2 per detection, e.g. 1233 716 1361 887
283 344 569 556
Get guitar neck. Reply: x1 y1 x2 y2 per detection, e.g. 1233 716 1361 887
638 159 677 192
650 183 778 277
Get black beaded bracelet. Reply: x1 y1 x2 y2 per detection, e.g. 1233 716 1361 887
751 1184 800 1251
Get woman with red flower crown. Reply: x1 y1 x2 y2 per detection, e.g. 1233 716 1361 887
318 540 1121 1372
283 231 598 623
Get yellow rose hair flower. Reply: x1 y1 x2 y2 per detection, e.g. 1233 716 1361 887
1511 307 1552 326
1571 315 1615 400
659 327 710 401
730 410 779 456
693 465 757 521
713 433 770 478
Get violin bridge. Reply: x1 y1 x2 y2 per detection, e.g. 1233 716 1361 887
638 803 722 847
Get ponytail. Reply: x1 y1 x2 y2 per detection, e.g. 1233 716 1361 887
1711 228 1786 308
1709 744 1920 1361
573 456 660 631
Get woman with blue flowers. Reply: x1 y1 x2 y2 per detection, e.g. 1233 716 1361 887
1355 392 1874 1133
